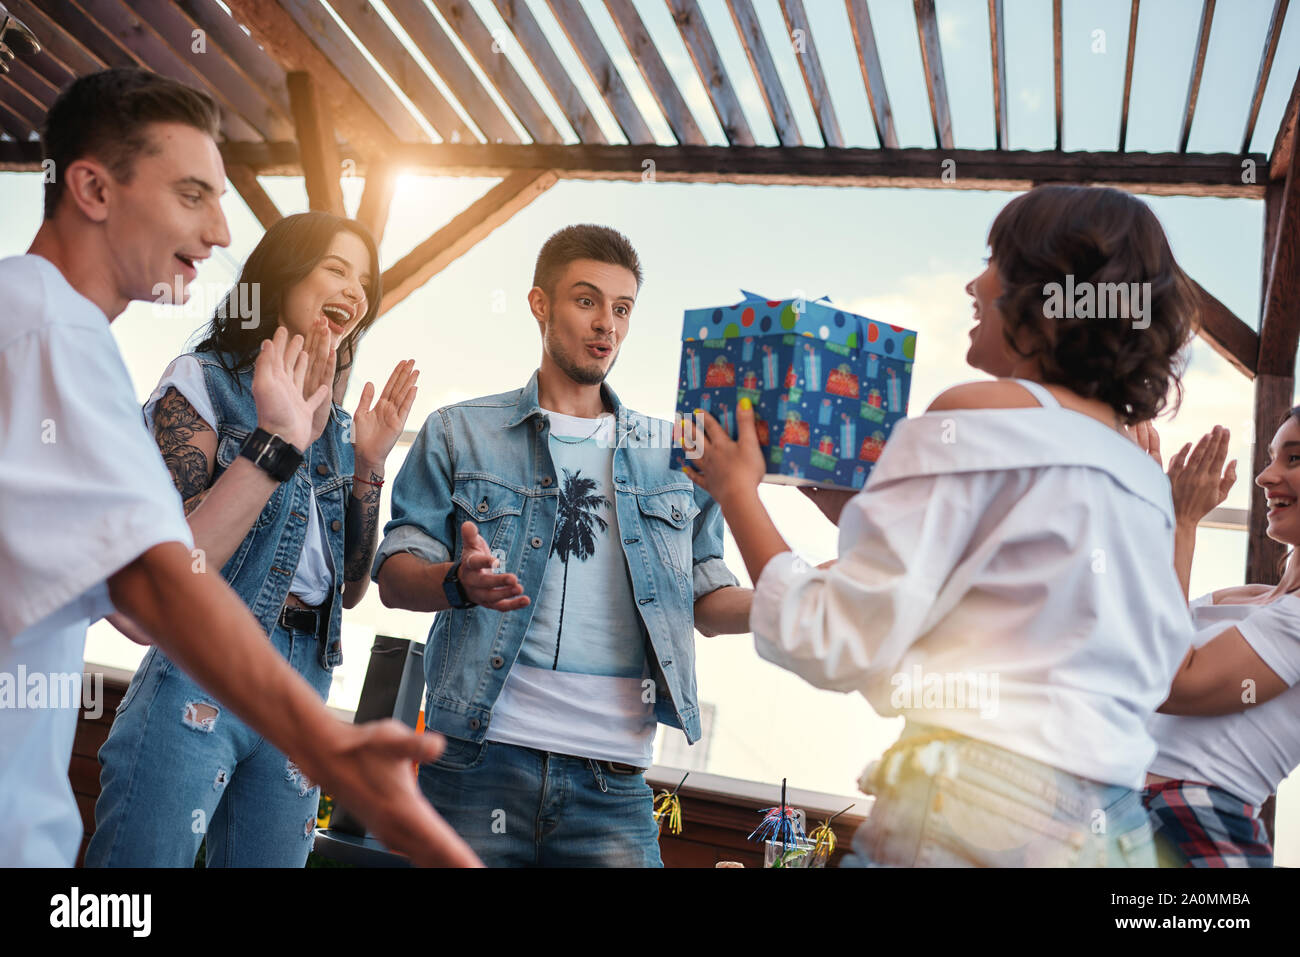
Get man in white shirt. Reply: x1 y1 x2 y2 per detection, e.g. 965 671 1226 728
0 67 478 866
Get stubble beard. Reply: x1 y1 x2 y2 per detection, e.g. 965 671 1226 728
546 323 618 386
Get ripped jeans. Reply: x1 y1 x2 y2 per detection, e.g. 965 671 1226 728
840 722 1157 867
85 622 333 868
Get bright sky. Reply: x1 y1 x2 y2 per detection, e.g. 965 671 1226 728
2 0 1298 860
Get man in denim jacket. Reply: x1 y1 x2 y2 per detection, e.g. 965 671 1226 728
374 225 752 866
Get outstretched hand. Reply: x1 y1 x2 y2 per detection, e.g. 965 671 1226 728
455 520 531 612
353 359 419 471
1167 425 1237 526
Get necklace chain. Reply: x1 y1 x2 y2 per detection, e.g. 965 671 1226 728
547 414 609 445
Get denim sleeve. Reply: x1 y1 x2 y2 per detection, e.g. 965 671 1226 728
371 409 457 580
689 482 740 601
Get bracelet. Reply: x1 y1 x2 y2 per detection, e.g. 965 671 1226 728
354 475 385 487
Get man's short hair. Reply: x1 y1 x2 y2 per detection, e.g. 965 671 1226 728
41 68 222 220
532 224 643 295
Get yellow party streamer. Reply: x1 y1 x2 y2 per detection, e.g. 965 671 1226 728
653 771 690 837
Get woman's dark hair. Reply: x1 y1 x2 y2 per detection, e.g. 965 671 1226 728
987 185 1198 425
193 211 382 386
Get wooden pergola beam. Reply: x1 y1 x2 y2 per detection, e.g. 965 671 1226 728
1242 0 1289 155
380 169 557 314
845 0 895 149
66 142 1260 198
431 0 562 144
1118 0 1140 151
0 92 37 141
221 0 405 157
490 0 606 144
5 0 102 77
913 0 953 150
356 163 398 245
726 0 800 146
603 0 705 146
225 164 283 231
1270 67 1300 181
1178 0 1216 154
988 0 1008 150
667 0 754 147
546 0 653 144
287 71 345 217
1052 0 1062 151
1189 280 1258 379
1260 100 1300 377
777 0 842 148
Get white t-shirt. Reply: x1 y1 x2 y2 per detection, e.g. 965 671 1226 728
0 254 194 865
749 380 1195 789
485 409 657 766
1147 593 1300 806
142 354 335 605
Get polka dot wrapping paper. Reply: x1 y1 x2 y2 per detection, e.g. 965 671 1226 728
671 291 917 491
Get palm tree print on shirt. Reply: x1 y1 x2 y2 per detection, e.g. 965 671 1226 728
550 467 611 670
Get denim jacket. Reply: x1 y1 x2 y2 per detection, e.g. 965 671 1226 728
194 349 354 665
372 370 739 744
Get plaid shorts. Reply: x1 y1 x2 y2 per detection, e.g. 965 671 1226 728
1142 780 1273 868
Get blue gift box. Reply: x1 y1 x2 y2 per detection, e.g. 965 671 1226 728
671 291 917 491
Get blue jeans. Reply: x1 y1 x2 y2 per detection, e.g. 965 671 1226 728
840 723 1157 867
418 738 662 867
85 623 333 868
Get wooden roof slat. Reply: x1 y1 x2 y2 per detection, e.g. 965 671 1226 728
264 0 425 144
5 58 57 113
776 0 841 148
123 0 295 141
44 0 263 141
667 0 754 146
428 0 562 144
724 0 801 146
912 0 953 150
0 85 40 138
380 168 558 314
1242 0 1289 155
1053 0 1062 150
602 0 705 145
545 0 654 144
844 0 896 149
5 0 107 76
172 0 294 120
23 49 77 95
341 0 490 144
1118 0 1140 151
1178 0 1216 153
0 109 32 142
225 163 283 231
489 0 606 144
988 0 1008 149
1260 82 1300 375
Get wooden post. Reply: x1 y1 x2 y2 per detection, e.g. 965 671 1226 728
287 71 345 217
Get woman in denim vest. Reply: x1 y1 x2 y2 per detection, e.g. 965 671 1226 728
87 212 419 867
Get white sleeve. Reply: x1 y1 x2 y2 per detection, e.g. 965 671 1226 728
1235 596 1300 686
142 354 218 433
749 468 982 694
0 325 194 642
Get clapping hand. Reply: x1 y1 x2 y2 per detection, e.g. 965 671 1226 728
352 359 419 472
251 325 332 451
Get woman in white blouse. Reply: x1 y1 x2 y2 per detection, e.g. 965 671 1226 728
1135 416 1300 867
682 185 1200 867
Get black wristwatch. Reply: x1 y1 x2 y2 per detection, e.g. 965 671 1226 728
443 559 476 609
238 428 304 482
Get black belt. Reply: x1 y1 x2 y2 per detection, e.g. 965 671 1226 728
591 759 645 775
279 603 326 637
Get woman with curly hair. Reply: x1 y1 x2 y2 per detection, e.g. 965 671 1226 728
683 184 1200 867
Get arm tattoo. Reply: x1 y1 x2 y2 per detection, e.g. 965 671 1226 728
153 387 214 506
343 471 382 581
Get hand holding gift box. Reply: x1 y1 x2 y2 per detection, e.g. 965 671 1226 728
671 290 916 491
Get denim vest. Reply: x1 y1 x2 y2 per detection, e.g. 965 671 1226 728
194 349 354 666
373 370 740 745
